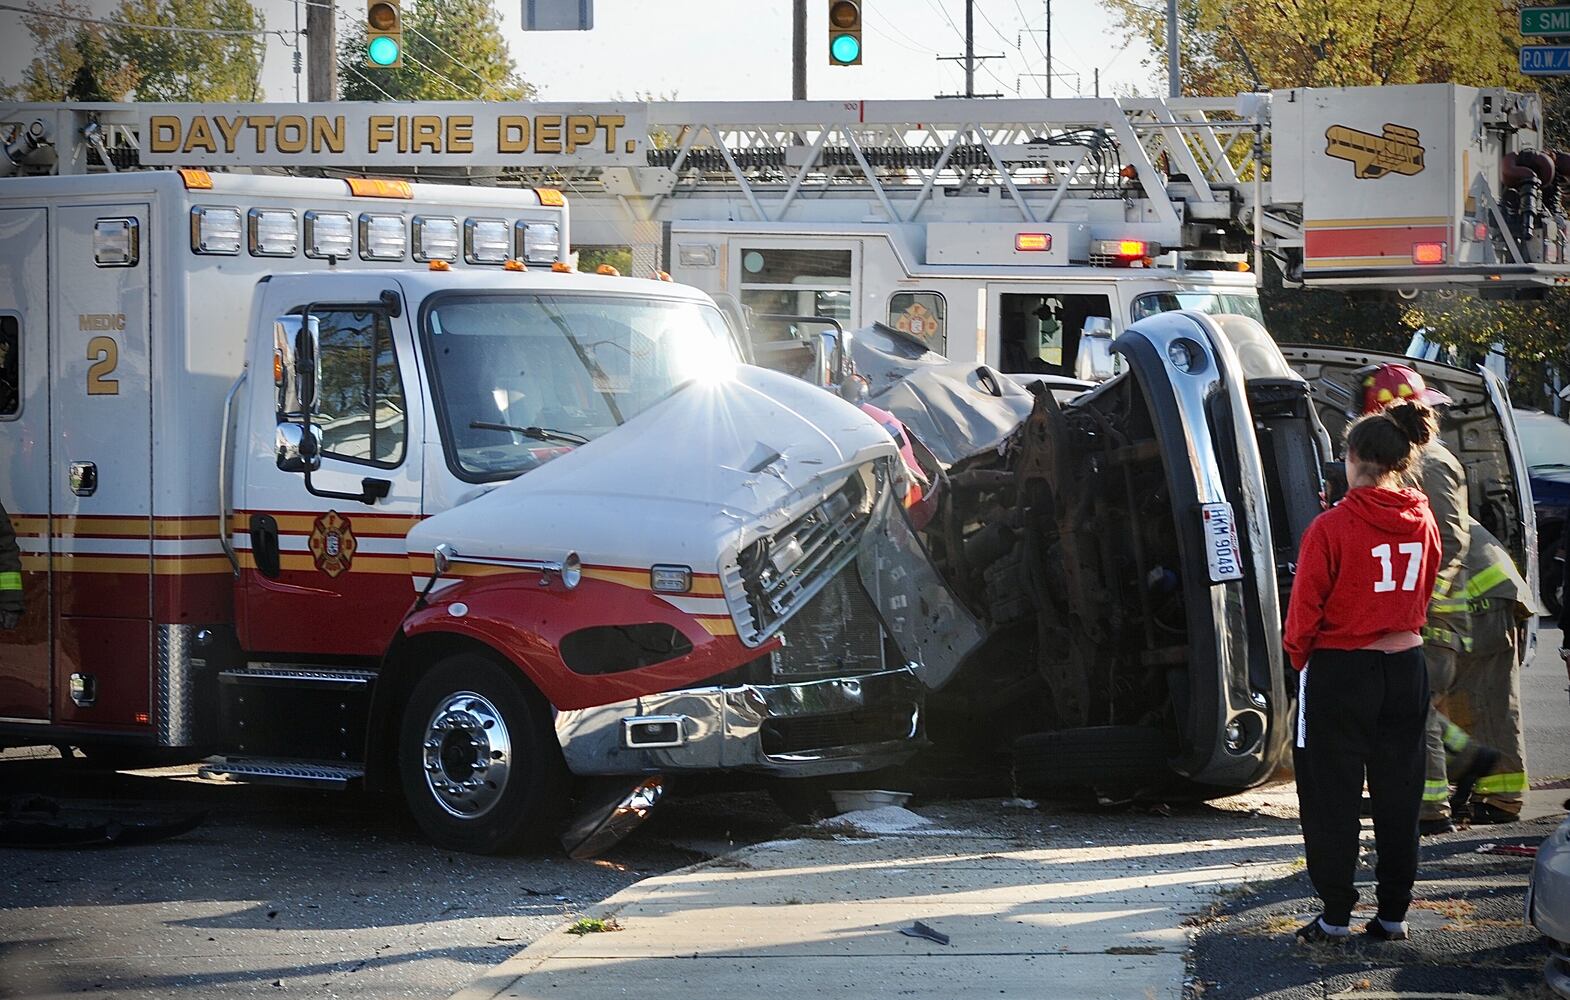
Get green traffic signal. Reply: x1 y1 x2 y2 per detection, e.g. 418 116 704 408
368 35 400 66
830 33 861 64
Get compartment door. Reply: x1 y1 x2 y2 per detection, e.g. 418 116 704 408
51 204 153 730
0 208 50 721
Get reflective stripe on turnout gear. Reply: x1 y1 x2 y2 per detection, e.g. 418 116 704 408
1465 563 1511 599
1422 626 1474 652
1422 779 1450 803
1442 721 1470 754
1473 771 1527 795
0 571 18 591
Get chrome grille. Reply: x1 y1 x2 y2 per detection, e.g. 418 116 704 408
772 567 886 679
729 463 883 644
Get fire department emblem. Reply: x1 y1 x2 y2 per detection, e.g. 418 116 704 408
309 510 357 578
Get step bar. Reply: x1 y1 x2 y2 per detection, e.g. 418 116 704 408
198 759 366 789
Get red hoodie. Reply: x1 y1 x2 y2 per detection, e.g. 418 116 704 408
1284 486 1440 670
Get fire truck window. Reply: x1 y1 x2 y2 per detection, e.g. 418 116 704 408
0 315 17 418
314 308 406 467
738 248 853 345
998 293 1112 376
888 292 947 354
1130 291 1264 322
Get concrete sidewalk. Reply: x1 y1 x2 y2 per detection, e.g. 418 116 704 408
450 801 1301 1000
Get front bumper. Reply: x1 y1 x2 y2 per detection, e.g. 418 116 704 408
553 666 924 777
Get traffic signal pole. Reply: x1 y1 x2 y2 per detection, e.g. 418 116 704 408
307 0 337 100
793 0 807 99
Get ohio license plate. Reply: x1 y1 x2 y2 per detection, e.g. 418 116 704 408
1201 502 1244 583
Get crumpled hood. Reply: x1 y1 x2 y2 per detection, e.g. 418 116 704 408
408 364 897 571
1338 486 1433 534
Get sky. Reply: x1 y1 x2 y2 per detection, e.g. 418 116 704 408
0 0 1163 104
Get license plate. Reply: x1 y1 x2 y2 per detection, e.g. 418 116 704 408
1201 502 1244 583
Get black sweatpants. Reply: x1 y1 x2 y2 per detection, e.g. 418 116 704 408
1293 646 1429 926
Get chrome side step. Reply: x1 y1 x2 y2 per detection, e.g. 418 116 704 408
221 666 377 688
198 759 366 789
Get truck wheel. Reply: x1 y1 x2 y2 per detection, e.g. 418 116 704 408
1012 725 1172 798
399 653 566 854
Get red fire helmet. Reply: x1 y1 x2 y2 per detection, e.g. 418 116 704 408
1359 362 1452 414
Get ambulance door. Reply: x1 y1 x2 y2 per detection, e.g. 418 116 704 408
0 207 50 721
988 283 1117 377
238 274 425 658
51 205 153 729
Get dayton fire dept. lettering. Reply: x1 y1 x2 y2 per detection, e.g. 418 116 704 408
148 114 348 155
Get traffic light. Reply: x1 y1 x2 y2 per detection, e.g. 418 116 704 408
366 0 402 68
827 0 862 65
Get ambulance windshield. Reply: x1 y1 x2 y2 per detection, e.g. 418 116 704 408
423 292 737 480
1130 290 1264 322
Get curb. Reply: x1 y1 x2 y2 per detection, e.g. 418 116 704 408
445 851 736 1000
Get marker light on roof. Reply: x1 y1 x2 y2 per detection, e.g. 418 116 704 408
412 216 459 262
1412 242 1446 265
596 264 622 276
190 206 241 255
359 213 407 260
465 218 510 264
517 221 561 265
551 261 573 273
504 258 527 272
304 210 353 259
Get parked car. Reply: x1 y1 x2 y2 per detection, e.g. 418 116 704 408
1515 409 1570 616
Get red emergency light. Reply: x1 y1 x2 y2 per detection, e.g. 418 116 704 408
1015 233 1052 252
1412 242 1446 265
1091 238 1160 266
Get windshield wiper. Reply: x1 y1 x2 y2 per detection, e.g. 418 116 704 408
469 420 590 445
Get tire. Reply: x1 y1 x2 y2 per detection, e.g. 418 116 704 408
1540 526 1564 618
399 652 567 854
1012 725 1173 799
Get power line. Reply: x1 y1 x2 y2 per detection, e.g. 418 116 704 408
340 60 394 100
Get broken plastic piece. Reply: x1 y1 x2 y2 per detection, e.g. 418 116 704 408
900 921 950 946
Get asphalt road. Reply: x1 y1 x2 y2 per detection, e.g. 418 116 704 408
0 763 794 1000
1190 622 1569 1000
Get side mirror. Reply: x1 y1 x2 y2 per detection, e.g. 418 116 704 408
275 422 321 472
813 328 842 389
295 315 321 415
272 315 321 418
1074 318 1121 382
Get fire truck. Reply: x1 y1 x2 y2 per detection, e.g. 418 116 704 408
538 85 1568 377
0 120 980 853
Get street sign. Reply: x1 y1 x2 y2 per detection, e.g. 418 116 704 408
1521 6 1570 35
1520 44 1570 74
523 0 592 30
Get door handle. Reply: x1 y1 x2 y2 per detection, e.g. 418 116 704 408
69 462 97 497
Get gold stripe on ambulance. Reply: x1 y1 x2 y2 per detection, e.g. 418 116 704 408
1302 216 1451 229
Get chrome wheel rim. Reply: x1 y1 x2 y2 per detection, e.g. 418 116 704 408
421 690 511 819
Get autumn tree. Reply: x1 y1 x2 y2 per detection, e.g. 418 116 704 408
3 0 263 102
338 0 532 101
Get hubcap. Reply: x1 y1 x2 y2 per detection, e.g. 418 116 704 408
421 690 512 819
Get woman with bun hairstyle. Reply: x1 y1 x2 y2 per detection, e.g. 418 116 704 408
1285 400 1442 945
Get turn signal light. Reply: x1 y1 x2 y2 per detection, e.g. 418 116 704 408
1015 233 1051 252
1412 242 1446 265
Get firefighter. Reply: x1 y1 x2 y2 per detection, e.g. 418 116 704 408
0 500 22 630
1359 363 1498 834
1286 400 1440 944
1447 521 1534 824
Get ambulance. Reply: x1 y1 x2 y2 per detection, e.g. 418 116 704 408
0 162 978 853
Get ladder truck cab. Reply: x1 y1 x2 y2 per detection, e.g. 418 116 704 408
552 85 1568 381
0 167 980 853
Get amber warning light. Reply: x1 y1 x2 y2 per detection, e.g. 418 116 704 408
1015 233 1052 252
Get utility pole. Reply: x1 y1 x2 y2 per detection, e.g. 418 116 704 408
792 0 806 100
936 0 1003 98
1166 0 1180 98
307 0 338 101
1044 0 1051 98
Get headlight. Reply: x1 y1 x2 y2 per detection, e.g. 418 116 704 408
560 551 582 589
1167 337 1207 375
